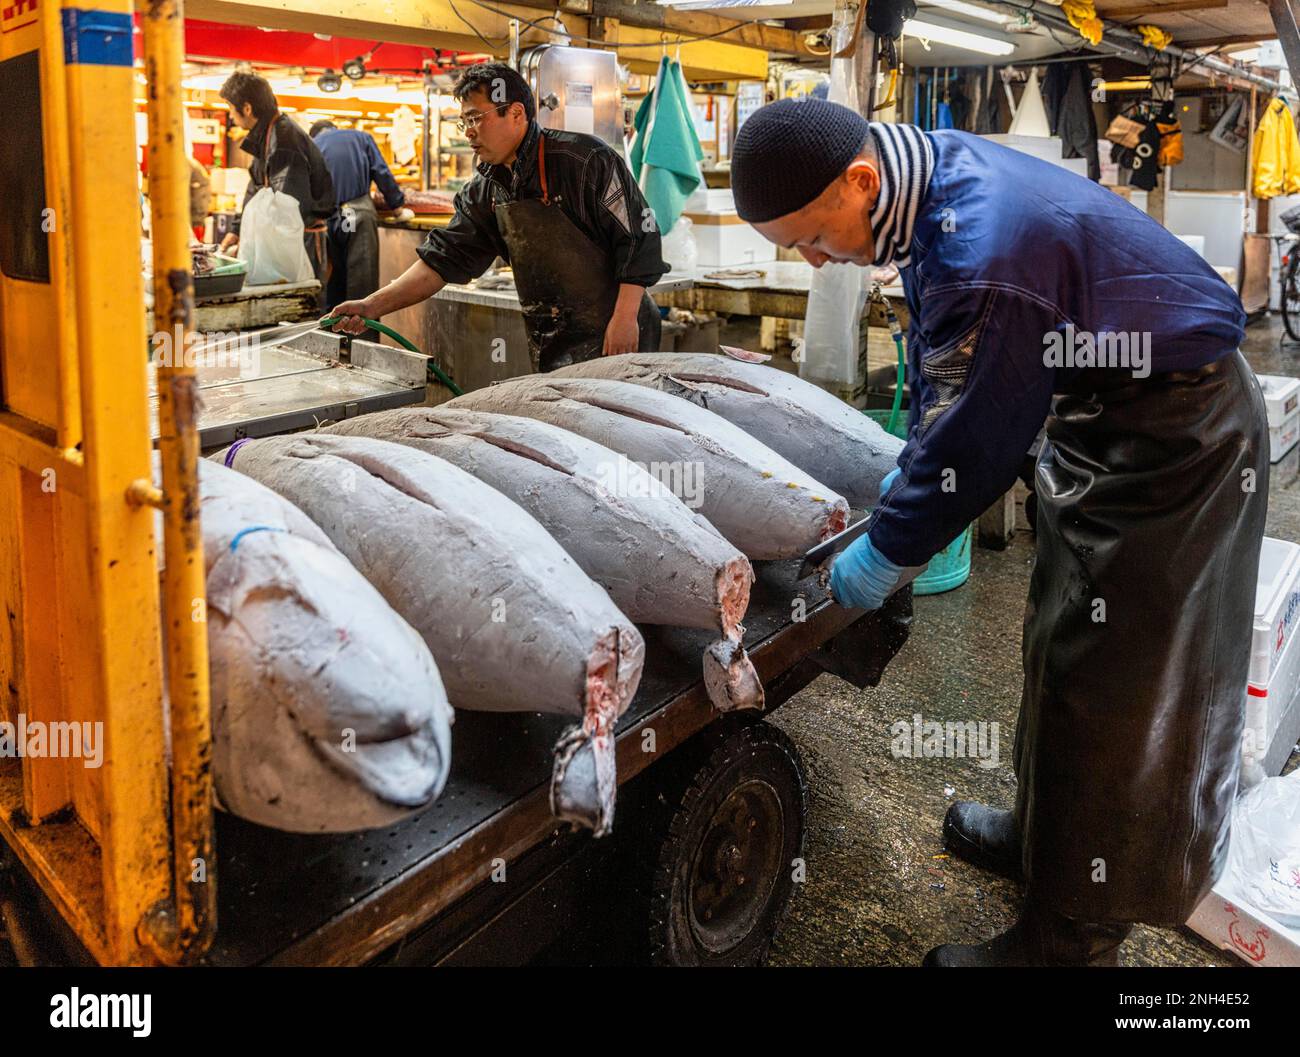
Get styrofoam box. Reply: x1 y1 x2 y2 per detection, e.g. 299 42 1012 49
684 210 777 268
1187 877 1300 967
1257 374 1300 462
1251 537 1300 689
1244 588 1300 783
683 187 735 212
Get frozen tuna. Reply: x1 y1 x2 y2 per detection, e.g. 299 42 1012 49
322 407 763 712
554 353 905 509
448 377 849 559
216 433 645 835
170 455 452 834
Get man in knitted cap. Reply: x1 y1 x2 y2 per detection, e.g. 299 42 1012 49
733 98 1264 967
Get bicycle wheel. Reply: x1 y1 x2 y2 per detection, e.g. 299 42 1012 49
1283 250 1300 342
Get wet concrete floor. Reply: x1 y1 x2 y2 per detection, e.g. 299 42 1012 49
765 314 1300 967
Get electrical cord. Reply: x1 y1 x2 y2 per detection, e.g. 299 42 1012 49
448 0 511 51
458 0 781 49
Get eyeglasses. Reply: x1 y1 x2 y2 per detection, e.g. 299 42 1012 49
456 103 511 134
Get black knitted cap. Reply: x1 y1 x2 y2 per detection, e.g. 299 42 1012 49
732 98 871 223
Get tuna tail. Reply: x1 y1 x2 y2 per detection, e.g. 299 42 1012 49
703 636 765 712
551 725 617 836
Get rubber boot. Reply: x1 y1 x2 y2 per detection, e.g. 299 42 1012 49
942 801 1023 881
922 899 1131 967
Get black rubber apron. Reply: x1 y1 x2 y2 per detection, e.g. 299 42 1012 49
1014 350 1268 925
495 135 661 372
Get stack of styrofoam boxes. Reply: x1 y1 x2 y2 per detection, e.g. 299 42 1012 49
683 184 775 269
1258 374 1300 488
1187 536 1300 967
683 210 778 268
981 133 1089 179
1243 537 1300 788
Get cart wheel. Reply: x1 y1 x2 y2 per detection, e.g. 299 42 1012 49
646 721 807 967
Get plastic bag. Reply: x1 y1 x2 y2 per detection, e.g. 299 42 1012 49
800 7 868 386
237 187 313 285
1225 769 1300 928
661 215 698 273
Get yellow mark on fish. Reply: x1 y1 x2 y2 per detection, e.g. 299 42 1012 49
761 470 774 478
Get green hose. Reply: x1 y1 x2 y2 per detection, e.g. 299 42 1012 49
319 315 464 397
882 303 906 436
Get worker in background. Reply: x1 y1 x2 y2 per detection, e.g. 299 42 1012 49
330 62 666 370
218 72 335 297
730 99 1265 967
310 120 411 333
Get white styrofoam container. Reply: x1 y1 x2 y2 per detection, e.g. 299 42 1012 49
685 210 777 268
1256 374 1300 462
1243 600 1300 786
1187 879 1300 967
683 187 735 212
1251 537 1300 688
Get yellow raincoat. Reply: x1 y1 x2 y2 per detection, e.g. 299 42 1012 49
1253 98 1300 199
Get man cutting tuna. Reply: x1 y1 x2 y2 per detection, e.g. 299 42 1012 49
730 98 1266 966
330 63 667 371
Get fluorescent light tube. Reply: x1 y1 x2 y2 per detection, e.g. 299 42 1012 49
904 18 1016 55
918 0 1009 24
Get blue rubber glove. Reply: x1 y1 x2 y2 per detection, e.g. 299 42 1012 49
877 467 902 505
830 534 905 611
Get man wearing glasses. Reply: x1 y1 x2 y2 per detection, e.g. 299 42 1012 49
331 63 666 371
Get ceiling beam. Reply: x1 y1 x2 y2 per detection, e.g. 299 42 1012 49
1180 30 1278 46
580 0 817 56
1095 0 1227 16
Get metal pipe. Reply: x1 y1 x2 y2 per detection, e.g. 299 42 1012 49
138 0 216 966
1024 0 1287 93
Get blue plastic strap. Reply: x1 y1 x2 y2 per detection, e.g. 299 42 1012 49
229 525 285 553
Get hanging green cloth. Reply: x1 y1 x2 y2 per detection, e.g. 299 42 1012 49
630 57 703 234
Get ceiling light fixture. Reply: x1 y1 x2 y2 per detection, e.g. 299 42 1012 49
904 18 1016 56
917 0 1009 25
317 68 342 93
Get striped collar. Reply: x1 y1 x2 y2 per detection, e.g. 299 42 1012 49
867 123 934 269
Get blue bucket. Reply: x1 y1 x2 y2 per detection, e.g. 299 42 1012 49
864 409 972 595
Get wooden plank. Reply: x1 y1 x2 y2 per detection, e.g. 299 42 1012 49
1096 0 1226 16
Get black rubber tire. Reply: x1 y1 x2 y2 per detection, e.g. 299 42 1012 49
1284 253 1300 343
643 720 807 967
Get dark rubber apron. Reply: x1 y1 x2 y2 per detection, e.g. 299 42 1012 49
1015 350 1268 925
495 135 661 372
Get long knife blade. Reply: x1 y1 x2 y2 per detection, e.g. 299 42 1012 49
798 516 874 580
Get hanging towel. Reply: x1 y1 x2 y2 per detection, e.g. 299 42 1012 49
1252 97 1300 199
630 57 703 236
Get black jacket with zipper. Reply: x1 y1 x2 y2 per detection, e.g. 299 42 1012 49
417 121 667 288
233 113 336 233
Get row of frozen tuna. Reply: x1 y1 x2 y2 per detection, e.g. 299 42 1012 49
184 353 904 837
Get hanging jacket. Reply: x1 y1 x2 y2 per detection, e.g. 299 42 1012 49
1252 97 1300 199
1042 62 1100 181
1156 100 1184 167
